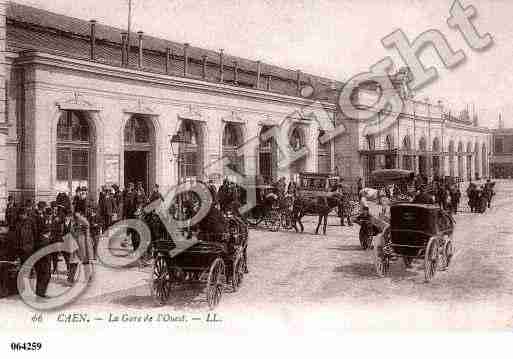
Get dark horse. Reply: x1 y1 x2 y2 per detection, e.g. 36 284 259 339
292 192 343 235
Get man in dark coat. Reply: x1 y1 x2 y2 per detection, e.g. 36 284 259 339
34 207 52 298
149 184 164 203
450 185 461 214
16 207 38 266
197 205 226 242
99 187 115 230
5 195 16 230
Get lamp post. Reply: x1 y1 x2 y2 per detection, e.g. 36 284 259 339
170 131 185 220
169 131 185 185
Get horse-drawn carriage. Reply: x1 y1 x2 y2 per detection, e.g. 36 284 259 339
147 197 249 309
374 203 454 282
243 185 293 231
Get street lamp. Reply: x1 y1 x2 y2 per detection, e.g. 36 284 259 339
169 131 185 160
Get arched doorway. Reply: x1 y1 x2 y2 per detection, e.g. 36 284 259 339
56 110 95 194
457 141 463 178
418 137 427 176
124 115 155 191
222 122 244 176
402 135 412 170
384 134 394 169
432 137 441 179
259 125 277 184
448 140 455 177
482 143 487 178
318 130 331 173
178 119 204 182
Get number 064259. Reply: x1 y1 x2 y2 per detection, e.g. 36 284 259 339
10 342 42 351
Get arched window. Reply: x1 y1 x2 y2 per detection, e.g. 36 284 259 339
318 130 331 173
124 116 150 144
419 137 427 151
402 136 411 150
367 135 376 150
289 127 305 151
57 110 90 142
56 111 92 193
179 120 202 179
259 125 277 183
222 123 244 174
432 137 440 152
385 135 393 150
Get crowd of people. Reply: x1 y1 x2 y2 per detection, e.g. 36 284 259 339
2 181 166 299
400 175 495 214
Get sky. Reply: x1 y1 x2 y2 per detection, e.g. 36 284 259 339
13 0 513 128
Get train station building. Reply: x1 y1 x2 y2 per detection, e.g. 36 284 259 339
0 2 493 219
0 1 344 217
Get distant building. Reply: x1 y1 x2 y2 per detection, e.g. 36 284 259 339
338 69 492 184
491 128 513 178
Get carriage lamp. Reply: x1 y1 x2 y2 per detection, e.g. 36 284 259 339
169 131 185 159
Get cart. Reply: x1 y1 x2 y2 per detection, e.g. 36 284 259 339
374 203 454 282
150 213 248 309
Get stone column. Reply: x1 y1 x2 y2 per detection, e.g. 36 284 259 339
0 0 7 220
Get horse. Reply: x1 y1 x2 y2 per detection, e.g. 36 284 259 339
292 192 343 235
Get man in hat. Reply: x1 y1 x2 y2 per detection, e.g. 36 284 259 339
33 207 52 298
5 195 16 231
149 183 164 203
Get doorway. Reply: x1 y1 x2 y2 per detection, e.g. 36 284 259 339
124 151 148 191
418 156 427 176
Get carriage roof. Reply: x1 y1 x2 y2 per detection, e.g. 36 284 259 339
389 203 442 232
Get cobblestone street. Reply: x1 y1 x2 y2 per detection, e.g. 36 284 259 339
3 181 512 330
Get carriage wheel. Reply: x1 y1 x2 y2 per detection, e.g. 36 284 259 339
439 240 454 270
351 202 360 216
206 258 225 309
424 237 439 282
151 255 171 306
403 257 414 268
231 257 244 292
374 246 389 277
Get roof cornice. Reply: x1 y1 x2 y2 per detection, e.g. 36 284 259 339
13 50 336 111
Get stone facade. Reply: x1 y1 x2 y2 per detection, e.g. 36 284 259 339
354 98 491 183
3 51 337 206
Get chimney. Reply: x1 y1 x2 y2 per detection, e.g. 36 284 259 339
296 70 301 96
89 20 97 61
165 48 172 74
121 32 128 66
182 43 190 76
233 61 239 85
137 31 144 69
202 55 208 79
256 61 261 89
219 49 224 82
499 113 504 129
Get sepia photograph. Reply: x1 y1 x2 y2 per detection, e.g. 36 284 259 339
0 0 512 355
